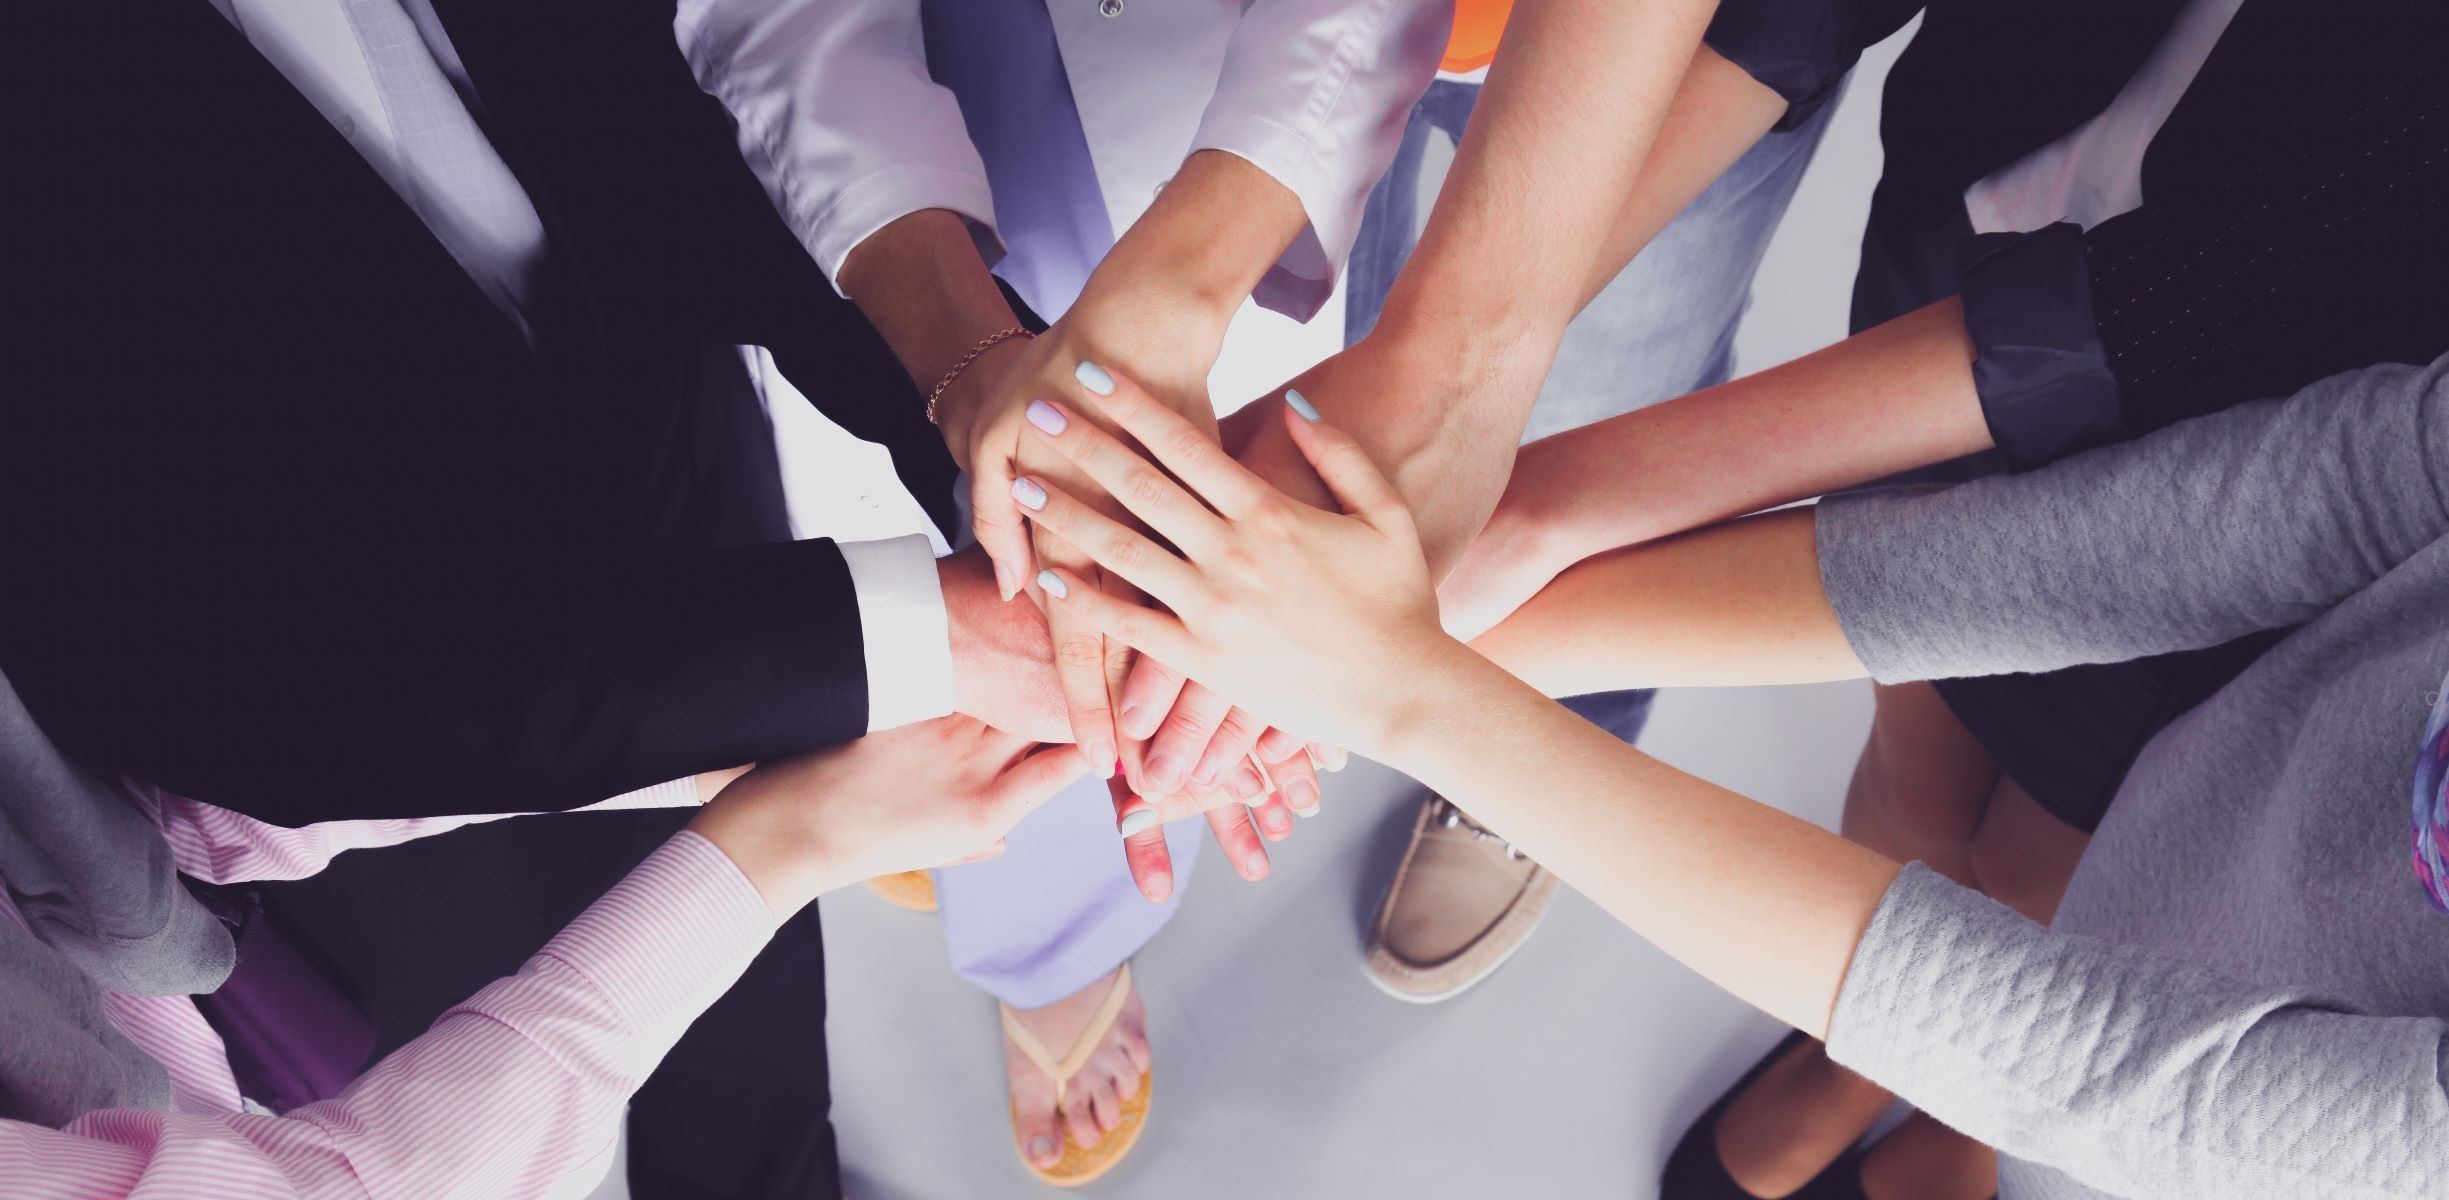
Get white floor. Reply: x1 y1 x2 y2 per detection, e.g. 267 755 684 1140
825 680 1871 1200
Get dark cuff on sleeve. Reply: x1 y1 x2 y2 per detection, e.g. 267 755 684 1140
1705 0 1886 131
1961 222 2121 466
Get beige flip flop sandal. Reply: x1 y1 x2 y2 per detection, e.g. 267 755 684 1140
1000 964 1152 1188
864 869 937 912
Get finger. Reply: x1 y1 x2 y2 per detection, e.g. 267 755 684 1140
1036 537 1119 779
1113 777 1176 902
1308 742 1351 773
1037 568 1202 709
1119 654 1189 742
1190 705 1267 792
969 445 1034 602
1254 726 1306 765
1011 473 1205 612
1243 759 1296 843
1269 748 1323 819
1202 795 1272 882
1280 399 1413 536
1022 398 1231 553
1142 678 1231 798
1069 362 1275 518
986 743 1095 829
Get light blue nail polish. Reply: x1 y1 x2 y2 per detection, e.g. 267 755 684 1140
1284 388 1321 421
1117 807 1160 838
1011 477 1047 510
1036 569 1068 599
1025 399 1067 435
1075 360 1116 396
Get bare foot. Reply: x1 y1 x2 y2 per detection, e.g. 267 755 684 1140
1005 966 1151 1168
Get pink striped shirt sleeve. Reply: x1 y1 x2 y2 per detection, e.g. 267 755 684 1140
0 830 777 1200
150 778 701 884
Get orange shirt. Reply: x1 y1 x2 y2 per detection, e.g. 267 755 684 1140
1442 0 1511 73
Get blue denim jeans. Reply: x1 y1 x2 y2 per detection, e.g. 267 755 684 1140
1348 76 1839 748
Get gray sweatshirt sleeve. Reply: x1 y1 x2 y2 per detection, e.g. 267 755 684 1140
1816 356 2449 682
1827 866 2449 1200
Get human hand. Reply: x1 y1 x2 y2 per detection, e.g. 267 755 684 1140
935 287 1228 784
1434 485 1575 640
1114 330 1530 819
1010 366 1449 761
686 717 1090 918
940 546 1068 744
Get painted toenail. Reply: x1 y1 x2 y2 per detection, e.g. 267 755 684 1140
1028 1136 1057 1162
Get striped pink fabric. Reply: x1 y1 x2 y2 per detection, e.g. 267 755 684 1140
2 788 772 1200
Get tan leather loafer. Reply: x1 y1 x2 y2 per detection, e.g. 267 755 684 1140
1364 795 1557 1003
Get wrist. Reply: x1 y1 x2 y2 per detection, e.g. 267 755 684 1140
1355 632 1489 765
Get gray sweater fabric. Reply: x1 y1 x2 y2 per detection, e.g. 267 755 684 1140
1813 354 2449 1199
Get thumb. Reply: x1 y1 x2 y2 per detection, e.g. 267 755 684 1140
984 743 1093 832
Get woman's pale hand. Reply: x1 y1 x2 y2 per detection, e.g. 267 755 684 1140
686 717 1089 918
1435 497 1574 641
1007 365 1452 761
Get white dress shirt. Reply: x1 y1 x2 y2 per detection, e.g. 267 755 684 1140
673 0 1449 323
210 0 954 732
1963 0 2246 235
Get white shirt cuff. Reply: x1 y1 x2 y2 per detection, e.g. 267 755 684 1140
838 534 954 731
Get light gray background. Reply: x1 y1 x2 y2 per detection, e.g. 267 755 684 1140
598 21 1913 1200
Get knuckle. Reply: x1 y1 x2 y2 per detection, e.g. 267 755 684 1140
1103 534 1143 571
1125 467 1170 507
1056 633 1104 670
1162 426 1211 465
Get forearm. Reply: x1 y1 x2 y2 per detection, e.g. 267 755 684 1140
837 208 1022 392
1503 298 1988 571
1373 0 1725 421
1385 642 1897 1036
1578 43 1789 311
1068 149 1310 377
1468 507 1865 696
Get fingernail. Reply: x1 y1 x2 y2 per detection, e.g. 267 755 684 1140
1259 804 1290 836
1075 361 1115 396
1117 807 1160 838
1226 765 1265 801
1036 569 1067 599
1028 1137 1058 1163
1284 388 1321 421
1146 752 1186 792
1289 779 1320 818
1025 399 1068 435
1120 702 1147 736
1144 870 1174 902
1011 477 1047 510
1085 739 1116 779
993 560 1015 600
1237 855 1268 882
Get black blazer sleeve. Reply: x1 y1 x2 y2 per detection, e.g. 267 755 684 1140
1 527 875 828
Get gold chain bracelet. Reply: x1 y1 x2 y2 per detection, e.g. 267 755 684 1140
925 326 1032 425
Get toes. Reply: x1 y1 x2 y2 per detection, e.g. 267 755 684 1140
1011 1078 1064 1167
1064 1097 1103 1154
1119 1028 1152 1075
1089 1073 1125 1133
1112 1057 1144 1103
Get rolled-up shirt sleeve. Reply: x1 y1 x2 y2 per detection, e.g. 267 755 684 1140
675 0 1003 290
1191 0 1449 321
1705 0 1919 131
1957 222 2121 465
